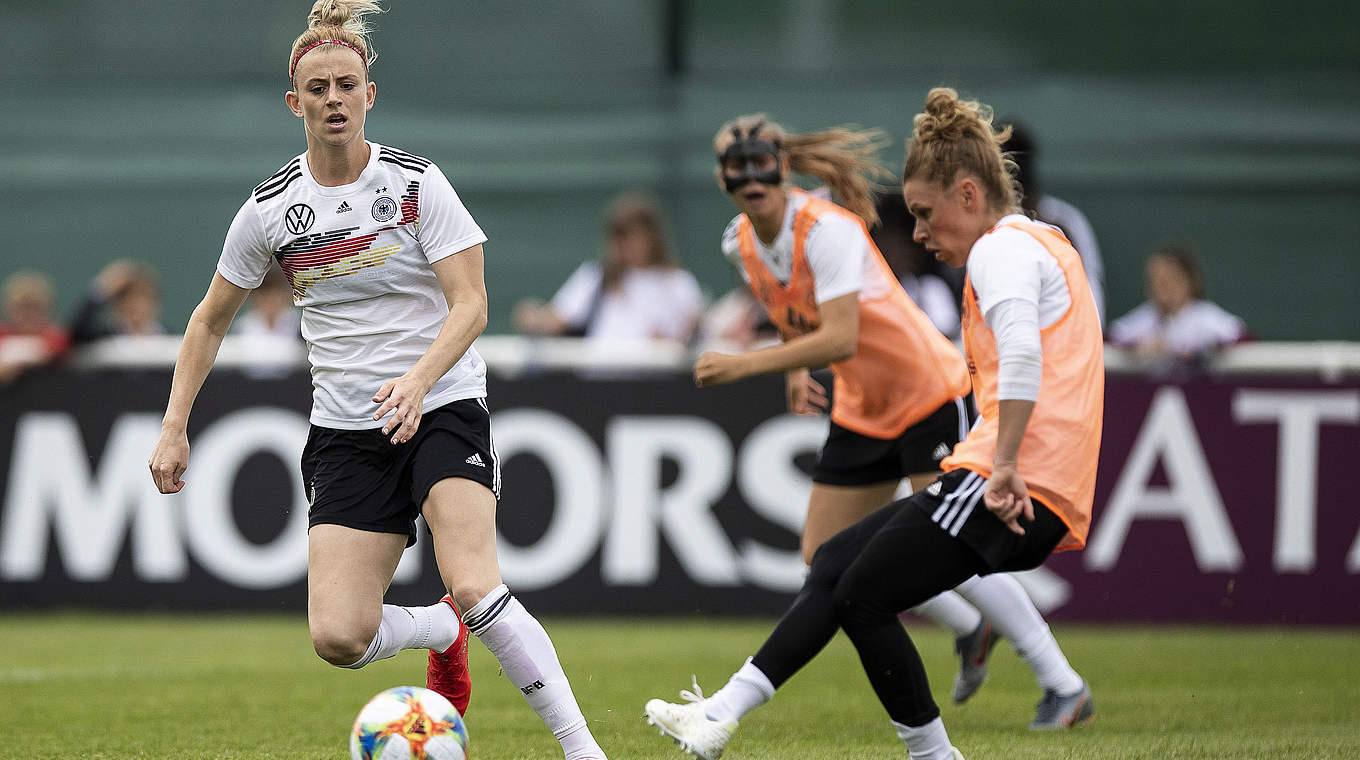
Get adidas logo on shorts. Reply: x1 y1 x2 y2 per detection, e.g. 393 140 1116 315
931 442 952 461
465 453 485 467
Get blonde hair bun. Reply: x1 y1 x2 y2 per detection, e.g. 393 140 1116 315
904 87 1021 213
289 0 384 82
307 0 383 34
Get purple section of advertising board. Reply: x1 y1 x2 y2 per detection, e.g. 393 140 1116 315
1045 377 1359 623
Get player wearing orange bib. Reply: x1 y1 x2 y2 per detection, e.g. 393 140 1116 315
646 93 1100 760
699 116 1074 703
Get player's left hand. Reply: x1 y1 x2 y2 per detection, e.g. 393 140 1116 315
984 463 1033 535
372 373 433 445
693 351 749 387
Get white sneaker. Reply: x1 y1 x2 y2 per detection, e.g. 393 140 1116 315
644 678 738 760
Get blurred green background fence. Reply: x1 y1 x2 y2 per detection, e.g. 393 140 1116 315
4 0 1357 338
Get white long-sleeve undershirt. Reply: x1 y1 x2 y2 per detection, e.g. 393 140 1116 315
968 216 1075 402
984 298 1043 401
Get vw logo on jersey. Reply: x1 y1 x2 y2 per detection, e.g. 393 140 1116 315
372 196 398 222
285 203 315 235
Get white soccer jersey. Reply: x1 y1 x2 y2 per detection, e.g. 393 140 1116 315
217 142 489 429
719 191 894 304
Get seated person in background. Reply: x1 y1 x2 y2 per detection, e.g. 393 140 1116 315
69 259 165 346
232 263 302 378
1108 243 1246 361
514 192 704 343
0 270 69 382
698 284 779 350
1005 122 1106 326
234 263 301 341
871 191 961 339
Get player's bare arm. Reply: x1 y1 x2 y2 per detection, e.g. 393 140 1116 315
986 398 1037 534
694 291 858 386
149 273 250 494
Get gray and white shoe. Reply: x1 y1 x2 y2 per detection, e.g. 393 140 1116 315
1029 679 1095 730
951 621 1000 703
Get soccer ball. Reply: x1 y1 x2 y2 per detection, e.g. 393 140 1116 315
350 685 470 760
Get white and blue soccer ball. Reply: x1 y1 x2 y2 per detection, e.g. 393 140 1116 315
350 685 469 760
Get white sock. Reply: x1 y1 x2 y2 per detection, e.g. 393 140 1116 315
465 585 602 760
953 574 1083 694
905 591 982 637
343 602 460 669
892 716 955 760
703 658 775 723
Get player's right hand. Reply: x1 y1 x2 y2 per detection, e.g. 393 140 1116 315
785 368 828 415
149 429 190 494
984 463 1033 535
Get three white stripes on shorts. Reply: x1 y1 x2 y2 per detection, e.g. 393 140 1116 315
476 397 503 498
931 471 987 537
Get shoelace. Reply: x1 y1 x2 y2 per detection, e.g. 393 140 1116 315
678 675 707 704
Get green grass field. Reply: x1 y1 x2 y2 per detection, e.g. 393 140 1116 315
2 614 1356 759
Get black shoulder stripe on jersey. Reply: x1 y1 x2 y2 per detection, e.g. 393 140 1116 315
380 146 432 167
255 167 301 198
254 168 304 202
253 158 302 195
378 154 430 174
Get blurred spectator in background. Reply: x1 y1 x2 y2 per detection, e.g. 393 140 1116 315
233 263 302 379
871 191 961 339
69 259 165 345
1108 243 1247 364
0 270 69 382
234 263 301 341
698 280 779 350
513 191 703 343
1005 122 1106 325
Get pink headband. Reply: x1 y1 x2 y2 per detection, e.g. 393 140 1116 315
289 39 367 83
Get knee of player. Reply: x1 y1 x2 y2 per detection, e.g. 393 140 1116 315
310 623 373 667
799 536 820 567
830 579 887 627
448 580 501 614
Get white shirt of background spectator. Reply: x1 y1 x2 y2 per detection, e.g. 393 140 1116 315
720 191 894 305
550 261 704 342
1109 300 1246 355
217 141 488 429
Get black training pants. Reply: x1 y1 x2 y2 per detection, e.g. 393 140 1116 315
751 488 1067 726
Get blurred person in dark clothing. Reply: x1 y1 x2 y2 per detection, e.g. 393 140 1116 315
69 259 166 345
1004 122 1105 326
871 192 961 339
0 270 69 382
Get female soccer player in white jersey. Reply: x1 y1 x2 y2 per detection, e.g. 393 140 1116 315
146 3 606 757
645 89 1102 760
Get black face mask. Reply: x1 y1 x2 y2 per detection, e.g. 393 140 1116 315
718 127 783 193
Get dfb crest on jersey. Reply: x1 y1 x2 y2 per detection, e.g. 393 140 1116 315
372 196 397 222
285 203 315 235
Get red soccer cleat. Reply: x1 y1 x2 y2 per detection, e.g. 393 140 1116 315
427 594 472 715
